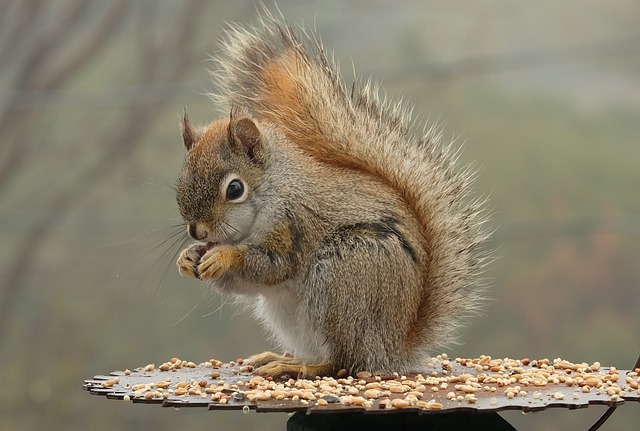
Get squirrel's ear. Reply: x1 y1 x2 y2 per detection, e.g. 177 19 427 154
180 109 198 151
228 117 263 162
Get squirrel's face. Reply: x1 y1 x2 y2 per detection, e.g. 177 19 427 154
175 114 266 245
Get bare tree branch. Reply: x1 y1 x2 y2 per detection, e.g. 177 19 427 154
32 0 129 91
0 1 128 195
0 0 209 346
0 0 44 67
0 0 131 343
0 0 90 193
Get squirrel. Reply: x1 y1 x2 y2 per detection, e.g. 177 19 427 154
175 12 491 378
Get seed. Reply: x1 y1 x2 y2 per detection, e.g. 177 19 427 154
478 356 491 366
364 389 381 399
606 387 619 396
174 388 187 396
490 397 497 404
585 377 600 387
351 396 366 406
610 374 619 382
123 395 131 401
101 379 117 388
365 382 381 390
591 362 601 372
356 371 372 379
404 394 419 404
144 363 155 372
455 384 476 394
210 372 221 379
391 398 410 409
416 401 429 409
347 386 359 395
389 385 406 393
255 391 271 401
316 399 328 406
629 380 638 390
553 392 565 400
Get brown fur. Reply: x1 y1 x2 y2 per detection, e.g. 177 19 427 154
175 10 492 377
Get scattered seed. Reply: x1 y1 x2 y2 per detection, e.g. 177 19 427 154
553 392 565 400
364 389 381 399
391 398 410 409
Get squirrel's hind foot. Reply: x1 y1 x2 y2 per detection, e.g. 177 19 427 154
246 351 335 379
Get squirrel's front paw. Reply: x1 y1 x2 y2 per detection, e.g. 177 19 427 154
176 244 209 279
198 245 244 281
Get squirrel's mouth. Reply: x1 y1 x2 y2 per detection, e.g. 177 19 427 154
194 241 217 258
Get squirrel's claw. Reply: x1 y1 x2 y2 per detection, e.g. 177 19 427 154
245 351 293 368
198 245 244 281
246 351 335 379
176 246 202 279
254 359 335 380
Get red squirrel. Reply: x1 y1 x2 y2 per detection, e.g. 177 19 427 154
175 12 491 378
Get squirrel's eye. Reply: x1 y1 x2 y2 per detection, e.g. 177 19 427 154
226 179 245 201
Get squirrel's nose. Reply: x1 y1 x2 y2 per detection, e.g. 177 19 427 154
187 223 209 241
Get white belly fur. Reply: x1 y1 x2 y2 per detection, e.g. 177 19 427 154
250 284 329 361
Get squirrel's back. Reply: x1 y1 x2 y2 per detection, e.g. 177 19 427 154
209 12 491 352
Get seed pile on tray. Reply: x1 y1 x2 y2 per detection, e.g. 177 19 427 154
84 355 640 414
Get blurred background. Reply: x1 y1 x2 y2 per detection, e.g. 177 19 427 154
1 0 638 430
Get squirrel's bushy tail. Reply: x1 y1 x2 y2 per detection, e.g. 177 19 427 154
209 11 492 351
